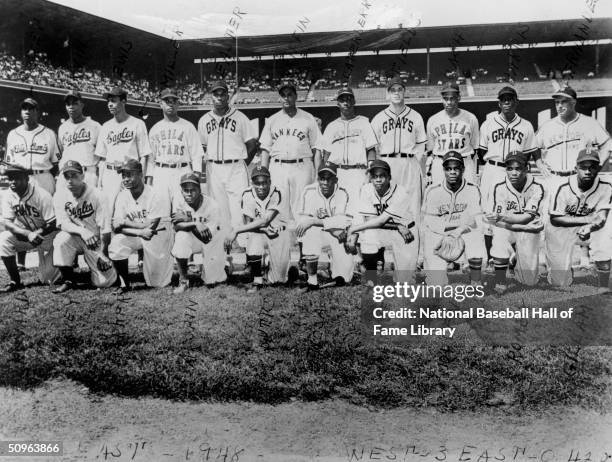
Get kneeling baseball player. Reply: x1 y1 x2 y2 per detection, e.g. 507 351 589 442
224 166 292 292
52 161 117 293
109 159 173 291
171 172 226 294
346 159 419 283
296 161 354 291
546 148 612 289
485 152 545 294
0 164 60 292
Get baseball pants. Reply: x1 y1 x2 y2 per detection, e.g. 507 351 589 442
31 171 56 195
337 167 368 210
491 227 541 285
269 159 314 222
171 229 227 285
152 165 192 202
479 162 507 234
246 230 291 284
99 166 123 214
0 230 60 283
301 227 354 283
360 228 420 282
380 156 423 214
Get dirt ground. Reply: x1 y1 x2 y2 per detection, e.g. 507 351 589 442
0 379 610 462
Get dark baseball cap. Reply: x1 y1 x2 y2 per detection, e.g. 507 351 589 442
64 89 82 102
62 160 84 174
504 151 528 166
318 161 338 177
337 87 355 99
278 81 297 95
552 86 577 100
576 148 600 164
442 151 464 166
2 163 31 176
368 159 391 173
441 82 460 95
20 98 38 109
180 172 201 186
498 86 518 99
118 159 142 173
251 165 271 179
210 81 228 93
103 86 128 99
160 88 179 100
386 77 405 89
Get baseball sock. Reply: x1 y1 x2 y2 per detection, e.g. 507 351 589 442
468 258 483 283
1 256 21 285
305 256 318 286
113 259 130 287
175 258 189 282
594 260 611 288
362 253 378 271
247 255 263 284
493 257 509 286
484 234 493 261
17 251 26 268
58 266 74 284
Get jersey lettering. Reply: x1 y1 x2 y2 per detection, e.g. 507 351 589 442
270 128 306 141
206 118 238 134
61 128 92 147
381 117 414 134
106 127 135 145
64 201 94 219
491 128 525 144
12 203 41 218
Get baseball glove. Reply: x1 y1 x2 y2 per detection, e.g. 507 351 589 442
96 255 113 272
433 234 466 263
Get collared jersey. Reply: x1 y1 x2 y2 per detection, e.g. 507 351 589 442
171 193 221 231
357 182 416 226
489 174 545 216
197 108 256 161
95 115 152 164
371 105 427 156
259 108 322 160
113 185 170 224
1 183 55 231
549 175 612 217
426 108 479 157
6 125 59 170
422 179 482 233
240 185 288 228
149 117 204 168
298 183 351 219
53 184 110 234
58 116 101 168
536 114 611 171
322 116 377 166
479 113 537 161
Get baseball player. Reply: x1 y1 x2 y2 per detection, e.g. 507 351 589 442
345 159 419 283
321 87 377 206
171 172 227 294
484 152 545 294
149 88 204 200
546 149 612 288
57 89 102 188
109 159 173 290
478 86 538 267
197 81 258 242
52 160 117 293
95 87 152 211
224 166 292 293
422 151 486 286
426 82 480 185
296 162 354 291
0 164 60 292
370 77 427 213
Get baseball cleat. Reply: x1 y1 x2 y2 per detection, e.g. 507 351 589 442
0 281 25 293
52 281 73 294
299 283 319 293
173 280 189 295
247 283 262 294
287 266 300 285
493 284 507 295
484 259 495 274
17 264 26 272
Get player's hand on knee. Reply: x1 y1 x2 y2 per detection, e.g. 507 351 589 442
140 227 155 241
81 229 99 249
96 255 113 272
397 225 414 244
577 224 592 241
344 234 359 255
295 220 311 238
28 230 43 246
224 230 237 252
194 222 212 243
263 226 280 239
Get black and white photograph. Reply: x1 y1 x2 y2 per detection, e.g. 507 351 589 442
0 0 611 460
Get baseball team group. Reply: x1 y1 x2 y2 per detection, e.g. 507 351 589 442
0 76 611 296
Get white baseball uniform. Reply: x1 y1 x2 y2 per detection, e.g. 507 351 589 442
297 183 354 283
321 115 377 206
370 106 427 214
109 185 173 287
426 109 480 185
488 174 545 285
546 175 612 287
422 179 486 285
6 124 60 194
57 116 101 188
171 193 226 285
52 184 117 287
0 182 60 283
259 108 322 221
354 181 419 281
150 117 204 200
241 185 291 283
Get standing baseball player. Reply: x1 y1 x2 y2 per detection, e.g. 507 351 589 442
57 89 102 188
171 172 226 294
224 166 292 293
321 87 377 206
109 159 173 291
422 151 486 286
197 81 258 240
485 152 545 294
95 87 152 210
370 77 427 212
426 82 480 185
296 162 354 291
0 164 60 292
345 159 419 283
478 86 538 268
546 149 612 289
149 88 204 200
52 160 117 293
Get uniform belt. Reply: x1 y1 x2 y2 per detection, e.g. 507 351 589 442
550 169 574 177
380 153 413 158
339 164 367 170
207 159 241 164
106 163 122 171
31 169 49 174
487 160 505 167
273 158 308 163
156 161 189 168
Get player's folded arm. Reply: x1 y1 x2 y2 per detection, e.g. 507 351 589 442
549 212 592 227
2 218 31 239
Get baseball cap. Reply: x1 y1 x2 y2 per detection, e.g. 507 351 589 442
251 165 271 179
118 159 142 173
442 151 464 166
368 159 391 173
103 86 128 99
64 89 82 102
160 88 179 100
386 77 405 89
504 151 527 166
2 163 31 176
337 87 355 99
576 148 600 164
278 81 297 95
318 161 338 177
62 160 84 174
497 86 518 99
210 81 228 93
441 82 460 95
552 85 577 100
20 98 38 109
180 172 201 186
